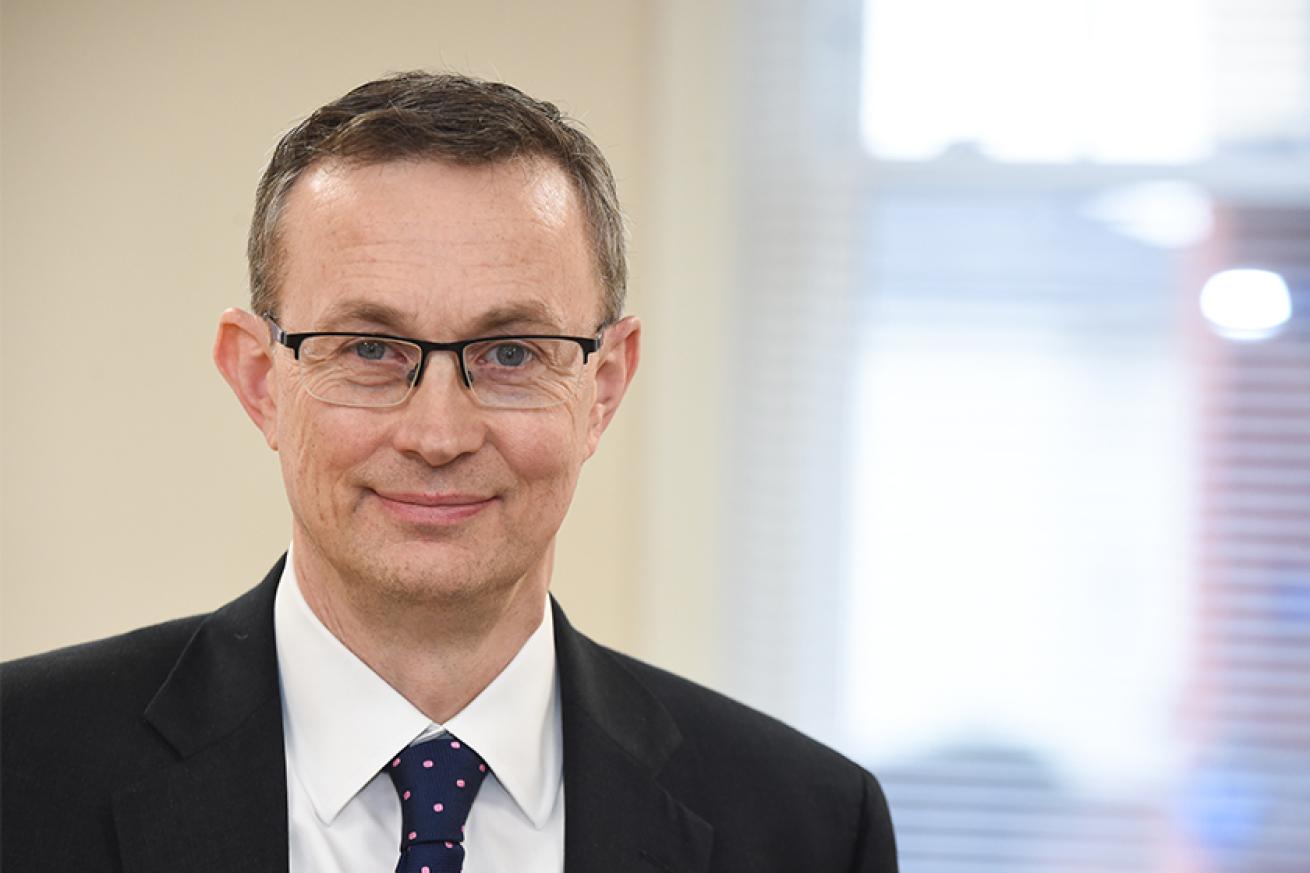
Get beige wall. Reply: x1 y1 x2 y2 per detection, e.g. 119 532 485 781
1 0 732 681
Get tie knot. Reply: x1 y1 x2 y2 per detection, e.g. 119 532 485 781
385 734 489 861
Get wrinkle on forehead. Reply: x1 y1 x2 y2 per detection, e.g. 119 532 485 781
301 156 576 223
277 157 601 333
316 297 571 337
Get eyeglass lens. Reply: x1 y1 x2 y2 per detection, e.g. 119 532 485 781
296 335 586 409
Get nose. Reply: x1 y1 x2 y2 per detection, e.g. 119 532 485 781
390 351 487 467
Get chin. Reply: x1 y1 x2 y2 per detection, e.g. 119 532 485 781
354 545 534 607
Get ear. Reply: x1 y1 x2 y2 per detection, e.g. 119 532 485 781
585 315 641 458
213 308 281 451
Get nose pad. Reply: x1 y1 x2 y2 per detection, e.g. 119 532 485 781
453 351 474 389
390 350 486 464
408 350 472 403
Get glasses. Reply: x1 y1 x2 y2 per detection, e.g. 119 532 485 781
267 319 604 410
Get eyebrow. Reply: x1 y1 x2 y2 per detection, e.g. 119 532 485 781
312 298 571 338
467 301 569 335
315 300 411 333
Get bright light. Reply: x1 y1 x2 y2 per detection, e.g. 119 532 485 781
845 328 1191 796
1199 269 1293 340
861 0 1211 164
1083 181 1213 249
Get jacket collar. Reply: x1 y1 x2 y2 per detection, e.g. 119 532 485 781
113 558 289 873
552 599 714 873
110 561 713 873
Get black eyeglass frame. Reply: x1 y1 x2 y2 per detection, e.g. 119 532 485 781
265 318 605 401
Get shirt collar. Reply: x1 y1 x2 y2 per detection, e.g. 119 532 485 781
273 549 561 827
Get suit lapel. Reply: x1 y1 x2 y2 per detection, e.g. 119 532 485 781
553 601 713 873
112 560 290 873
105 570 710 873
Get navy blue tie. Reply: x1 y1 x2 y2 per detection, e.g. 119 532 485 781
385 734 489 873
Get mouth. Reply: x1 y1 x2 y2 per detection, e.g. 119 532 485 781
369 489 497 525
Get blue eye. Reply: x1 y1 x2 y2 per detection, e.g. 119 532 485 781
353 340 388 361
491 343 531 367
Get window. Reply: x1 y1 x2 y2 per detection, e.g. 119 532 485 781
721 1 1310 869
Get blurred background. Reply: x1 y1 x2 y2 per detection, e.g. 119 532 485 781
3 1 1308 871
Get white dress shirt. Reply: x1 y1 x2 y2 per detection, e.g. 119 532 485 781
273 552 565 873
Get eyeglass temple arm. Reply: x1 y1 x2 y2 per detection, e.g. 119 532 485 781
265 317 303 356
583 323 611 362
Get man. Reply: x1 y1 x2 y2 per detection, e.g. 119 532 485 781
2 72 897 872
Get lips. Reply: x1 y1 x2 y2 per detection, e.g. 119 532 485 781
370 489 497 524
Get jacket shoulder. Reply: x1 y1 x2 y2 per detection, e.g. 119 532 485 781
2 614 205 736
595 643 898 871
606 645 853 769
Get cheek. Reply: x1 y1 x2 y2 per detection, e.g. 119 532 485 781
276 395 375 516
499 409 590 499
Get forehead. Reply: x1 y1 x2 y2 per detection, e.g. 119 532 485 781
275 157 601 334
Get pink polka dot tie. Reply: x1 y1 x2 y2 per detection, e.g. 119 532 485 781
385 734 489 873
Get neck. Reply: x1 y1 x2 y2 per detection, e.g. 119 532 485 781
290 535 551 724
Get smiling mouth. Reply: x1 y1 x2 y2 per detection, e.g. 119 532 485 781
370 490 497 524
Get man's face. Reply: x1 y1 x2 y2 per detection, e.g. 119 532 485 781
260 157 628 605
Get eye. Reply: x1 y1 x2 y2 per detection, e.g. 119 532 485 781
488 342 533 367
351 340 389 361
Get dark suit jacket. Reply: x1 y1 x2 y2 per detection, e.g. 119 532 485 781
2 558 897 872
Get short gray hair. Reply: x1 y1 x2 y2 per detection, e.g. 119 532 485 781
248 71 627 323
